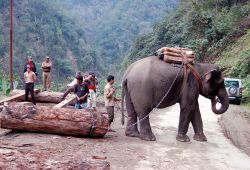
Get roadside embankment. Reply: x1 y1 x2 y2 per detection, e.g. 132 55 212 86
219 104 250 156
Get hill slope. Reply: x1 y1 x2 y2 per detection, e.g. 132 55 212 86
122 0 250 103
0 0 179 84
216 28 250 103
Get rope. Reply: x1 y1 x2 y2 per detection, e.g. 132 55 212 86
122 61 184 130
90 61 184 132
88 110 96 136
98 61 184 131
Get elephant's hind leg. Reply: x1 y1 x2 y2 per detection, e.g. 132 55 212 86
138 109 156 141
125 94 139 137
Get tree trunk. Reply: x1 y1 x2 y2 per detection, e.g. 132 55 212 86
35 91 71 104
13 90 75 105
0 102 109 137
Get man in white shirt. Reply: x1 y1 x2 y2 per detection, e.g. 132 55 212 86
24 65 36 105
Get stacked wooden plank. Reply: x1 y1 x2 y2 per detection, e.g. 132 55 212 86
156 47 195 64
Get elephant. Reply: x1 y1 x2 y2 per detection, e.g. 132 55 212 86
121 56 229 142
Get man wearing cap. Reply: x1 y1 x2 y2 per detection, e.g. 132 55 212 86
41 56 52 91
24 56 37 75
74 75 89 109
24 64 36 105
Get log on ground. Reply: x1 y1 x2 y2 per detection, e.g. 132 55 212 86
0 102 109 137
13 90 76 105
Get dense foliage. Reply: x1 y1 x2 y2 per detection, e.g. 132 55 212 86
217 29 250 103
0 0 178 86
125 0 250 62
123 0 250 103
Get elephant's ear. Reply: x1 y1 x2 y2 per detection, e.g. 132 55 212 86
205 70 224 84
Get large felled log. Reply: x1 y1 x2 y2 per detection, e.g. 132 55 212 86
0 102 109 137
35 91 72 103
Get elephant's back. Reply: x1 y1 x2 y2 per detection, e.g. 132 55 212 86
123 56 181 81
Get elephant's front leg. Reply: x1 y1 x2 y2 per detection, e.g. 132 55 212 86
176 102 197 142
191 102 207 142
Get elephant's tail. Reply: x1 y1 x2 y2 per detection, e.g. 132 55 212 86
121 78 127 125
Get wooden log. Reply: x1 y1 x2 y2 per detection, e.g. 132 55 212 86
12 90 75 104
35 91 68 103
0 89 40 105
54 95 76 108
0 102 109 137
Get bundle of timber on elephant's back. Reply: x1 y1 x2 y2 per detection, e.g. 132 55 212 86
0 102 109 137
156 47 195 64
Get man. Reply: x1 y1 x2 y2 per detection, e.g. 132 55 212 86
41 56 52 91
104 75 120 131
87 72 98 109
62 71 82 100
74 75 89 109
24 64 36 105
24 56 37 75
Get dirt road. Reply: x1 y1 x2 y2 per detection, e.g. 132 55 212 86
0 96 250 169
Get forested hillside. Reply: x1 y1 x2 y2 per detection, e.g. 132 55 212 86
0 0 178 85
123 0 250 103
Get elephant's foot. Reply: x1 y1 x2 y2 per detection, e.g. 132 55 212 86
193 133 207 142
139 132 156 141
125 128 140 138
176 134 190 142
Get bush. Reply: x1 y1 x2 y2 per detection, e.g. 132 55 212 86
242 76 250 103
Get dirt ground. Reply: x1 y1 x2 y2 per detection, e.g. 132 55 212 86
0 96 250 169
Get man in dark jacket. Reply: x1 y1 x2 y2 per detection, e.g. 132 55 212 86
74 75 89 109
24 56 37 76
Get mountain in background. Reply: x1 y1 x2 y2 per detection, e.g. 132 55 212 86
123 0 250 103
0 0 179 83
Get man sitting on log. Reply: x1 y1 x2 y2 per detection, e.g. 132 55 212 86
74 75 89 109
24 64 36 105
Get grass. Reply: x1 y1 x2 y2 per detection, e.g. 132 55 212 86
216 29 250 105
216 29 250 68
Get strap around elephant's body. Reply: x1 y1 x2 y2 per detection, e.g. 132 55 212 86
186 63 203 93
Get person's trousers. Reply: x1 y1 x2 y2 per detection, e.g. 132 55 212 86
87 89 96 108
106 106 114 124
43 72 51 91
75 102 87 109
25 83 36 105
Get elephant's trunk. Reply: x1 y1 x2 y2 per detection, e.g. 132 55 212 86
211 88 229 115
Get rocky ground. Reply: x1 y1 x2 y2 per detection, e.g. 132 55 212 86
0 96 250 169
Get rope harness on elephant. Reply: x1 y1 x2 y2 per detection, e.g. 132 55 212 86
104 59 186 131
96 48 204 132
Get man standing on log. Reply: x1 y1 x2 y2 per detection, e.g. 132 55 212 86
74 75 89 109
24 56 37 76
24 65 36 105
41 56 52 91
104 75 120 131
